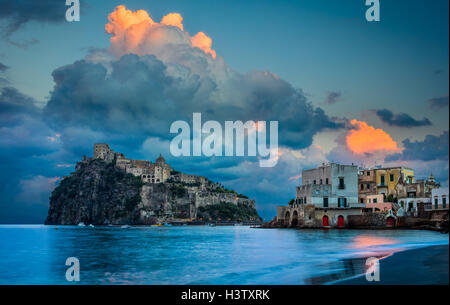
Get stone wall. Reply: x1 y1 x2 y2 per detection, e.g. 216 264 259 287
347 213 388 228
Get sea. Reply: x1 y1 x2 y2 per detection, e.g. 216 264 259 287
0 225 448 284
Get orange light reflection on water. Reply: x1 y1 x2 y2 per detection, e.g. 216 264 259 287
349 235 405 258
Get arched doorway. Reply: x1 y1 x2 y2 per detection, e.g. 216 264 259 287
386 217 395 227
291 211 298 227
322 215 329 227
284 211 290 226
337 215 344 228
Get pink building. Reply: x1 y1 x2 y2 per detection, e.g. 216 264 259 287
365 194 393 213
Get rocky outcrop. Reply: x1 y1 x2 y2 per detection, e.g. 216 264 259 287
45 159 259 225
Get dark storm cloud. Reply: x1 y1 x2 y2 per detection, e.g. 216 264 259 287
0 0 66 39
44 54 343 150
0 86 40 126
0 62 10 72
428 96 449 110
324 91 342 104
386 131 449 162
375 109 432 127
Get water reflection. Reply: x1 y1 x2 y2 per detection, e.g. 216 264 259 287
0 225 448 284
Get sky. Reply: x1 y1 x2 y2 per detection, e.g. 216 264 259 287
0 0 448 223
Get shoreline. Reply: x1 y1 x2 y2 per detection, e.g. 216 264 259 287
258 224 449 233
332 244 449 285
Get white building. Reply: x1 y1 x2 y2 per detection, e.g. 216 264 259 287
296 163 364 209
432 187 448 210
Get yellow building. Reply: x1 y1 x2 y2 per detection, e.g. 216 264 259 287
375 167 415 197
376 167 415 197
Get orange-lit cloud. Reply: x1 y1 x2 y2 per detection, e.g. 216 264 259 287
105 5 216 59
161 13 184 31
346 119 399 154
190 32 216 59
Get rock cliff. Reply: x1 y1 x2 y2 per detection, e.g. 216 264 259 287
45 159 260 225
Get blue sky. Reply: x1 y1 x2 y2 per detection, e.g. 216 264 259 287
0 0 448 223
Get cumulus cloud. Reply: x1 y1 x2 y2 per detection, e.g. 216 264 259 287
374 109 431 127
324 91 342 104
428 96 449 110
105 5 216 60
386 131 449 162
346 119 399 154
44 5 343 152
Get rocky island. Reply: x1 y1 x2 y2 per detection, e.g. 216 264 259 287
45 144 260 225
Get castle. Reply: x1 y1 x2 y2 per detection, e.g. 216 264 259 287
77 143 204 185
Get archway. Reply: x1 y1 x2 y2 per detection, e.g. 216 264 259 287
322 215 329 227
337 215 344 228
284 211 290 226
291 211 298 227
386 217 395 227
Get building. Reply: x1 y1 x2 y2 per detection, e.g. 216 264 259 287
432 187 448 210
93 143 172 184
364 194 393 213
374 166 415 198
93 143 116 163
358 168 377 204
356 166 442 216
358 166 415 204
396 175 440 215
278 163 365 228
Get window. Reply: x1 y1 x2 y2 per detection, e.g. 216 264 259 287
304 197 307 204
326 178 329 184
323 197 328 208
367 184 370 190
380 175 385 186
313 180 316 185
390 174 394 182
373 198 378 203
443 197 447 209
435 198 438 209
367 171 370 176
320 179 323 185
338 178 345 189
360 184 364 190
360 198 364 203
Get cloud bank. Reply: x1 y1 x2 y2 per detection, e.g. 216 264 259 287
375 109 432 127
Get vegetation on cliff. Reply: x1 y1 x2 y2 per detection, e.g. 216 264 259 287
197 202 261 221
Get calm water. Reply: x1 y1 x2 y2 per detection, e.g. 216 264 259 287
0 225 448 284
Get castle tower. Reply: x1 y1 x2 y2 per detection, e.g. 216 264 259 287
93 143 115 163
156 154 166 166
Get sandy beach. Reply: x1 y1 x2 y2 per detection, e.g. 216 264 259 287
337 245 449 285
